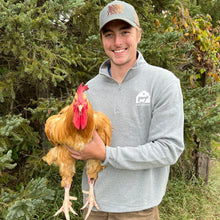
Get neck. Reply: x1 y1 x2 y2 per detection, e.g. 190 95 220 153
110 52 138 84
110 62 135 84
111 69 126 84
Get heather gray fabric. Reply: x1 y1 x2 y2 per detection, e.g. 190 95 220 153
82 51 184 213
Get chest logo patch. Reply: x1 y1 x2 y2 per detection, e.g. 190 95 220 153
136 91 150 105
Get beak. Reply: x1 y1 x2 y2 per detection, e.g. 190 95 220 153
78 105 83 113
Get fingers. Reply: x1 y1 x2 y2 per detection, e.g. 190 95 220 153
70 152 83 160
64 130 105 161
93 130 98 138
64 145 82 159
93 130 101 141
64 145 76 153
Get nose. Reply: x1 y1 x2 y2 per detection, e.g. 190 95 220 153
114 34 122 47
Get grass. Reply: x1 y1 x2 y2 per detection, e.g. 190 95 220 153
37 150 220 220
160 148 220 220
41 160 220 220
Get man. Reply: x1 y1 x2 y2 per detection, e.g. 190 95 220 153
69 1 184 219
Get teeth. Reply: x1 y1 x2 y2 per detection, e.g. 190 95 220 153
114 49 124 53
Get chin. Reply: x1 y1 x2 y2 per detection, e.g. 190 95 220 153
112 59 130 66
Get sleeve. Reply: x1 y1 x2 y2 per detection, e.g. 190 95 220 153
102 80 185 170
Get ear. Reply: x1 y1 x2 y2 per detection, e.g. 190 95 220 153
136 27 142 43
137 29 142 43
100 32 104 44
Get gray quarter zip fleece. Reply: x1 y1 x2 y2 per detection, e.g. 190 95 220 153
82 51 184 212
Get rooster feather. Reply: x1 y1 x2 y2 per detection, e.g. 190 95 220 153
43 83 112 220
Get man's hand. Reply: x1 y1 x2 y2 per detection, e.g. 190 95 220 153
65 130 106 161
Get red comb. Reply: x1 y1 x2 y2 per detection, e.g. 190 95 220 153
77 82 89 94
77 83 89 103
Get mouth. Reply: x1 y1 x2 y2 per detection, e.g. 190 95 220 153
113 48 127 54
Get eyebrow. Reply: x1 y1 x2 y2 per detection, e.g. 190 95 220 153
102 25 132 34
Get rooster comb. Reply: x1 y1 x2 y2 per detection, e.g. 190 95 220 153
77 82 89 102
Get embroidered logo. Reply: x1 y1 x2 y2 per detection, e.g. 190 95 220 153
136 91 150 105
107 4 124 16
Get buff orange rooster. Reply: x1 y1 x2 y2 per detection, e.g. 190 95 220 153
43 83 112 220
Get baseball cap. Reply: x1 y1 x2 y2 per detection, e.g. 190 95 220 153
99 1 140 31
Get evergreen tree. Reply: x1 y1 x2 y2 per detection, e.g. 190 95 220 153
0 0 219 218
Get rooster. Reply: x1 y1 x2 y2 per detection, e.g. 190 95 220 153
43 83 112 220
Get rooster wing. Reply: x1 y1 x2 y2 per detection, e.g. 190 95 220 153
85 111 112 180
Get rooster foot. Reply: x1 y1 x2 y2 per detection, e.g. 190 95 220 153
54 184 78 220
81 178 100 220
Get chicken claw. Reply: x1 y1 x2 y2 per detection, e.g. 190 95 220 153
54 184 78 220
81 178 100 220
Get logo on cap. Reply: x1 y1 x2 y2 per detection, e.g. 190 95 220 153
107 4 124 16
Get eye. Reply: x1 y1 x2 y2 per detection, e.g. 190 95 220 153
121 30 130 35
104 33 113 38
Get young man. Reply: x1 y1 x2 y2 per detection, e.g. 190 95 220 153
69 1 184 219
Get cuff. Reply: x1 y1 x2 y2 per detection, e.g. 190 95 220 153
101 146 114 166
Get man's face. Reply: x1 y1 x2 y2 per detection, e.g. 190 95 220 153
101 20 141 69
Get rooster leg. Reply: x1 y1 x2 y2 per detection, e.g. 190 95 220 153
54 184 77 220
81 178 100 220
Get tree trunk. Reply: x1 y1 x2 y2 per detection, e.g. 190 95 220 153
194 140 210 183
37 79 50 153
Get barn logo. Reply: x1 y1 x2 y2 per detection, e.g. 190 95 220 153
136 91 150 105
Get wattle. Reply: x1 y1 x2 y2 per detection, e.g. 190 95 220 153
73 109 87 130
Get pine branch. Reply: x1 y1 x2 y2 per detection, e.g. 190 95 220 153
1 178 54 220
0 148 17 170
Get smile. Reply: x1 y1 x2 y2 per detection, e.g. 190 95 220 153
113 49 127 53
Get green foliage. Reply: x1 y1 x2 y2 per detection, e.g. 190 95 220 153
27 95 74 123
0 114 39 156
179 0 220 27
151 0 175 12
197 0 220 27
184 84 220 147
0 0 103 115
0 0 219 218
173 3 220 159
0 147 17 171
137 0 220 180
0 114 40 186
180 83 220 178
0 177 55 220
140 30 192 70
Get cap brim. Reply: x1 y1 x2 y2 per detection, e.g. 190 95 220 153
100 17 136 31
